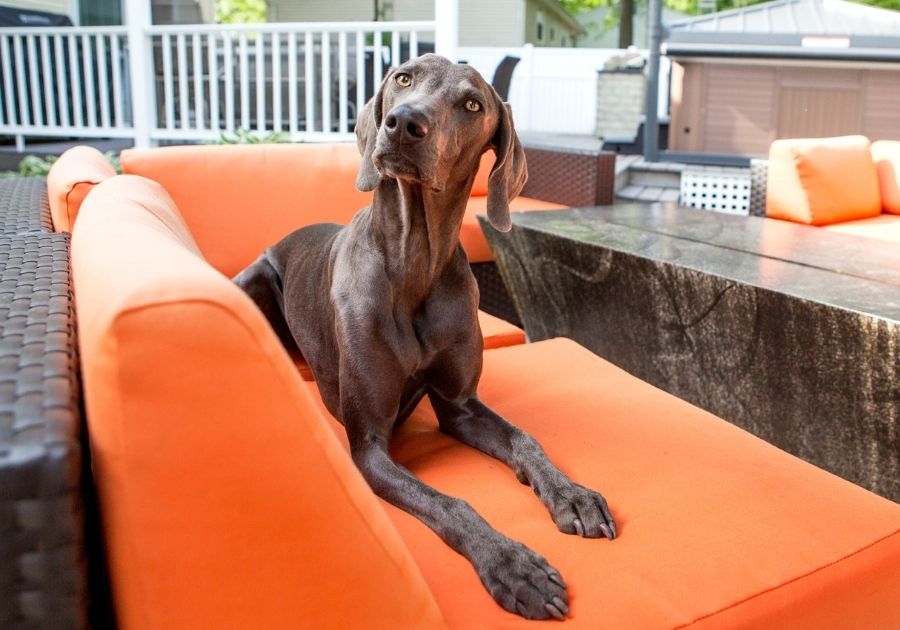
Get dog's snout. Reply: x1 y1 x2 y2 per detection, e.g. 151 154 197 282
384 105 429 142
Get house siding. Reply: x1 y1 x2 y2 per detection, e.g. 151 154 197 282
266 0 526 47
459 0 522 47
7 0 69 15
269 0 373 22
525 0 580 46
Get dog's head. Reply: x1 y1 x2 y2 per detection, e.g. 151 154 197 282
355 53 527 232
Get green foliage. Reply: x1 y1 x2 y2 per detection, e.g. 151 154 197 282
16 154 58 177
1 151 120 179
562 0 900 18
215 0 266 24
849 0 900 9
208 128 291 144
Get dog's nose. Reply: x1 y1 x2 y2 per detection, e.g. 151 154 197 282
384 105 429 143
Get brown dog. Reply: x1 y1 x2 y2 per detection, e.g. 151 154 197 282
234 54 616 620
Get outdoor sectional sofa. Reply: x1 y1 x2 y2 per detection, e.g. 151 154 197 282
2 141 900 627
754 135 900 241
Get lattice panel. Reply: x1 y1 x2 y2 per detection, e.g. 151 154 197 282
680 168 751 215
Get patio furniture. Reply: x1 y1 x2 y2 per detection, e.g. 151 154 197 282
489 55 520 101
482 203 900 503
62 148 900 627
0 177 88 627
117 141 614 327
748 135 900 241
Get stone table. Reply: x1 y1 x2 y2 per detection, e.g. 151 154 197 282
481 203 900 502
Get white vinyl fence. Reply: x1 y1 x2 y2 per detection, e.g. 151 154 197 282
459 45 670 136
0 21 434 146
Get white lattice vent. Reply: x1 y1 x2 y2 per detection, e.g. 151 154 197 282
680 168 751 215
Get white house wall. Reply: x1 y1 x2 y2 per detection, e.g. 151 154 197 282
6 0 69 15
268 0 373 22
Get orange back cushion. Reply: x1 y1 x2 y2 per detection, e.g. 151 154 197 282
766 135 881 225
872 140 900 215
46 145 117 232
120 143 373 277
470 150 496 197
71 174 442 629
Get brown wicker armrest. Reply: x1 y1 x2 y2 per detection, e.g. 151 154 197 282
0 230 88 626
521 146 616 207
0 177 53 234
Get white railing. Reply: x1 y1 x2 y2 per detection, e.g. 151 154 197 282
0 21 434 145
0 26 133 139
146 21 434 143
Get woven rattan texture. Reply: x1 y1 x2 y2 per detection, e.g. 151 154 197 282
0 178 53 235
749 159 769 217
471 262 522 327
0 233 87 629
521 148 615 207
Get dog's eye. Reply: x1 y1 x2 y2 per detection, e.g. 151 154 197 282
395 73 412 87
464 99 482 112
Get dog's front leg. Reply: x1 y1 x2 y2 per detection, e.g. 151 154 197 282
339 382 569 619
430 394 617 541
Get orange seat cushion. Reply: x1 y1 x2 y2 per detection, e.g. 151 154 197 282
463 196 568 263
305 339 900 628
46 145 117 232
71 174 444 629
872 140 900 215
121 143 373 277
822 213 900 244
766 135 881 226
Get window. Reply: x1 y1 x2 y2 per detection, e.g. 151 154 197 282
550 26 555 41
536 9 544 41
561 35 567 46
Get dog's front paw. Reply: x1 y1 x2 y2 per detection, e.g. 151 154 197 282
477 539 569 620
549 481 617 540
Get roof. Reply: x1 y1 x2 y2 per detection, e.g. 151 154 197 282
663 0 900 60
667 0 900 36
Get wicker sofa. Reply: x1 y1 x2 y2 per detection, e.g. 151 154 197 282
4 142 900 628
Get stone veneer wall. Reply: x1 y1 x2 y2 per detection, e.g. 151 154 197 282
595 69 645 139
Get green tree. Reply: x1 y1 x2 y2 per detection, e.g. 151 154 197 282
562 0 900 47
216 0 266 24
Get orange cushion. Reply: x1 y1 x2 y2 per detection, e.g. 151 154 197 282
304 339 900 627
120 143 373 277
71 174 443 629
46 145 117 232
470 151 496 197
823 213 900 243
872 140 900 215
463 196 568 263
766 135 881 226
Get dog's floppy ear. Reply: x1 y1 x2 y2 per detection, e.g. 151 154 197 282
486 101 527 232
354 68 394 192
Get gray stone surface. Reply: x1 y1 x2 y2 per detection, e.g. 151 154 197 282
482 204 900 502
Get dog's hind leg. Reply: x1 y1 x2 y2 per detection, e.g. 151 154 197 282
233 254 297 351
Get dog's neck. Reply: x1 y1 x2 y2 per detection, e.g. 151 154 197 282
369 170 475 306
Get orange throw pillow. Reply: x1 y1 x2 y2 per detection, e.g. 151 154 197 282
872 140 900 215
766 135 881 225
46 145 117 232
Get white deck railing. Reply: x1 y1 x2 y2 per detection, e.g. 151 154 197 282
0 21 435 146
0 27 132 139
